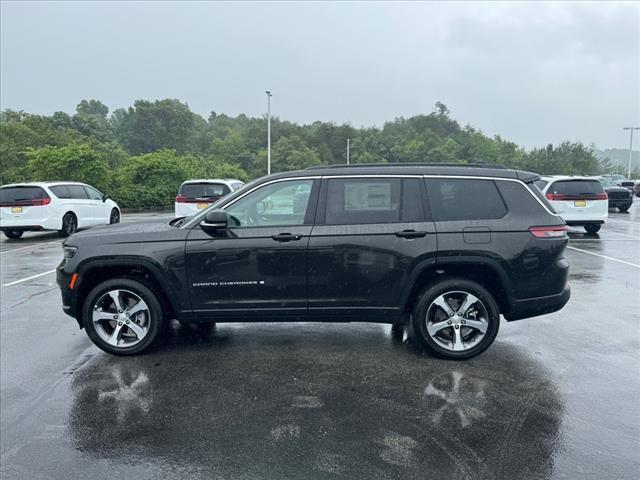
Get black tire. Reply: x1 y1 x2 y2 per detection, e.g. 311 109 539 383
618 206 629 213
584 224 601 234
82 278 165 355
110 208 120 224
3 230 23 240
411 278 500 360
59 212 78 237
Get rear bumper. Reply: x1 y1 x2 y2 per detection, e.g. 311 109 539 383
0 216 62 231
505 285 571 321
565 220 605 226
0 225 45 232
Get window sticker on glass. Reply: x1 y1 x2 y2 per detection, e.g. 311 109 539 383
344 182 391 211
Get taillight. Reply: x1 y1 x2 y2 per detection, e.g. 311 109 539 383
545 193 565 201
175 195 186 203
595 192 608 200
529 226 568 238
33 198 51 206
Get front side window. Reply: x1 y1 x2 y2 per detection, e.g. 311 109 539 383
324 178 423 225
66 185 89 199
225 179 314 227
84 186 103 200
426 178 507 221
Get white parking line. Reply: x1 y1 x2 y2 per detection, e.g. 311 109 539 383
567 246 640 269
2 269 57 287
0 240 61 255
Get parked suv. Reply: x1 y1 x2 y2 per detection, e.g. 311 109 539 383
1 182 120 239
57 165 570 359
175 179 245 217
598 176 634 212
535 176 608 233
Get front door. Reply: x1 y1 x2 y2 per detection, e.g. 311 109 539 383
185 178 319 319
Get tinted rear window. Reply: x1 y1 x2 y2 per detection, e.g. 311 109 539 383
0 186 48 204
425 179 507 221
548 180 603 196
180 183 228 198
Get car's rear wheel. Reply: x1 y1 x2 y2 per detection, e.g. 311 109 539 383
3 230 23 240
59 212 77 237
110 208 120 224
83 278 164 355
412 278 500 360
584 224 601 234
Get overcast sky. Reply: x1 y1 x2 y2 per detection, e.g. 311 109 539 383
1 1 638 150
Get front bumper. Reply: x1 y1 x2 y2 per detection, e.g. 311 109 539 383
608 198 633 209
57 267 80 324
505 285 571 321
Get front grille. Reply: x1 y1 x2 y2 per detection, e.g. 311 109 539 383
608 191 629 200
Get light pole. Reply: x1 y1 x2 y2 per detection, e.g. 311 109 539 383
623 126 640 179
347 138 350 165
266 90 272 175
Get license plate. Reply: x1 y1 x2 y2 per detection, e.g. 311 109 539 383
11 207 23 214
574 201 586 207
197 203 209 210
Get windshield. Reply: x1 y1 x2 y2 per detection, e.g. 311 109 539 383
599 177 618 188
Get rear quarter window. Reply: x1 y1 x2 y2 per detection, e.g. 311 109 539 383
425 178 507 221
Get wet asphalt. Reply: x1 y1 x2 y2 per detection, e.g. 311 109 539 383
1 206 639 479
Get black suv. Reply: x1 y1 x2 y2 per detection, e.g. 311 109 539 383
57 164 571 359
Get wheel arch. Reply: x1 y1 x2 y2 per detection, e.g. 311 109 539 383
73 258 179 324
400 257 512 315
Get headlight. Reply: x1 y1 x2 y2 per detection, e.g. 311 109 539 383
63 246 78 259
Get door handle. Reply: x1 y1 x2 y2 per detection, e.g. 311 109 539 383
271 233 303 242
395 229 428 239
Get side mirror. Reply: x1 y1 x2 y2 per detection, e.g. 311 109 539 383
201 209 228 230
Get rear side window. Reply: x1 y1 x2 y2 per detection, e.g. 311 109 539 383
425 179 507 221
548 180 604 196
50 185 71 198
324 178 423 225
66 185 89 199
0 186 49 205
231 182 245 191
180 183 229 198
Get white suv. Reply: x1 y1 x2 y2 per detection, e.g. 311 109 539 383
535 176 608 233
175 179 245 217
0 182 120 239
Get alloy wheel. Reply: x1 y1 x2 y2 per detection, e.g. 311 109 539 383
425 291 489 352
92 289 151 348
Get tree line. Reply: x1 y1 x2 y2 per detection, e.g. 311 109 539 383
0 99 631 208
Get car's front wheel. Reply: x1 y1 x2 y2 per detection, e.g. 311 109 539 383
83 278 164 355
584 224 601 234
412 278 500 360
3 230 23 240
110 208 120 224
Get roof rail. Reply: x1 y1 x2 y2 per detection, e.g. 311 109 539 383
305 162 508 170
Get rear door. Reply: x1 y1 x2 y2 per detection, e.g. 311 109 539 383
545 179 607 219
306 176 437 321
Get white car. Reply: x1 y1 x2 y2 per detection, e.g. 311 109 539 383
0 182 120 239
534 176 608 234
175 179 245 217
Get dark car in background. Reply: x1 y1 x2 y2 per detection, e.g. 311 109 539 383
599 176 634 212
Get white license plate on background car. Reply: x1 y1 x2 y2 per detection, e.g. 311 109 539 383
574 201 586 207
11 207 23 213
197 203 208 209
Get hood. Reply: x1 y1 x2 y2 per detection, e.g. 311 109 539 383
65 220 188 246
603 186 631 193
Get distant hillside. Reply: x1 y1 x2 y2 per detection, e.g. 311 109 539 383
595 148 640 170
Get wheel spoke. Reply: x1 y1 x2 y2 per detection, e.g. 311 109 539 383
126 300 148 317
458 293 479 316
125 320 145 339
464 318 488 334
107 322 124 346
427 321 451 336
432 295 454 317
108 291 124 312
451 327 465 351
93 310 115 324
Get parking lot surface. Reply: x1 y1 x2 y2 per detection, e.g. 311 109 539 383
1 207 639 479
